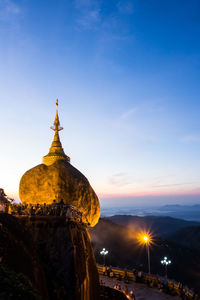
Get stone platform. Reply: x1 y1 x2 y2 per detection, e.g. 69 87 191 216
100 275 181 300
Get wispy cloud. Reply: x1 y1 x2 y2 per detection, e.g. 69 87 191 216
77 9 100 29
73 0 135 33
73 0 95 8
108 173 132 187
117 1 134 15
181 134 200 143
120 107 138 119
73 0 101 30
0 0 20 20
152 182 196 188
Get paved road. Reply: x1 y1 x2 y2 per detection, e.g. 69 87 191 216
100 275 181 300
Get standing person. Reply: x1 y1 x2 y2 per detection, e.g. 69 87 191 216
110 270 114 278
43 203 47 215
118 273 122 281
129 289 136 300
124 271 129 283
108 266 113 277
123 285 128 297
102 265 106 275
66 206 71 220
100 280 104 286
106 266 110 276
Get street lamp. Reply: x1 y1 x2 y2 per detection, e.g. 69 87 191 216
143 235 151 274
100 248 109 266
138 233 152 274
161 256 171 279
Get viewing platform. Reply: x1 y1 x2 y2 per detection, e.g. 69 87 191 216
100 275 181 300
1 203 91 226
97 265 197 300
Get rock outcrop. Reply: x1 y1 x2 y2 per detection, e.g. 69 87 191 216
0 213 49 299
0 213 100 300
19 160 100 227
24 217 100 300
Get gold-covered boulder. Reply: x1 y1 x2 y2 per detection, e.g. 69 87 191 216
19 100 100 227
19 160 100 227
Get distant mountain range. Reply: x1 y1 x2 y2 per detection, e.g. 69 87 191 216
169 225 200 250
101 204 200 221
105 215 200 237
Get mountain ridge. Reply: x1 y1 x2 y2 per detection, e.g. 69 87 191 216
104 215 200 237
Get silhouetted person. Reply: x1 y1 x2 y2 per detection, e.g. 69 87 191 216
129 290 136 300
102 266 106 275
66 206 71 220
123 285 128 296
118 273 122 281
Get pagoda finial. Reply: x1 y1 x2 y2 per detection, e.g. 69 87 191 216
42 99 70 165
50 98 63 132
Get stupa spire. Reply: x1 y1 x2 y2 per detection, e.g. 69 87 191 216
51 99 63 133
43 99 70 166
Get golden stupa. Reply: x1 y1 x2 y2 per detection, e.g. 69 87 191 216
19 100 100 227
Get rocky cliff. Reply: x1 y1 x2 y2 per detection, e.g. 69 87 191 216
0 213 48 299
24 217 100 300
0 213 100 300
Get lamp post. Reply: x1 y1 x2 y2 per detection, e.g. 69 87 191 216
138 232 153 274
143 235 151 274
161 257 171 279
100 248 108 266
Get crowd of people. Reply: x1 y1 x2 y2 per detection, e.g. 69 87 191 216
113 284 135 299
101 266 135 299
133 270 198 299
100 266 198 300
0 195 92 225
8 201 85 224
102 266 130 283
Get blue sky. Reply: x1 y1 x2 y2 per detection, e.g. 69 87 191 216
0 0 200 206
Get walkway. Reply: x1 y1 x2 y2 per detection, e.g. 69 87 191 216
100 275 181 300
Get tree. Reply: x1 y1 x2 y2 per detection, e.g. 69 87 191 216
0 189 13 212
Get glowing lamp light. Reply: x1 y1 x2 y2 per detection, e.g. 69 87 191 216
100 248 108 255
138 232 152 245
139 233 151 246
161 257 171 266
161 256 171 278
100 248 109 265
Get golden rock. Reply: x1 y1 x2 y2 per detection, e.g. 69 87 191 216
19 100 100 227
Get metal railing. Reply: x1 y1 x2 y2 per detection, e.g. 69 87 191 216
0 203 90 225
